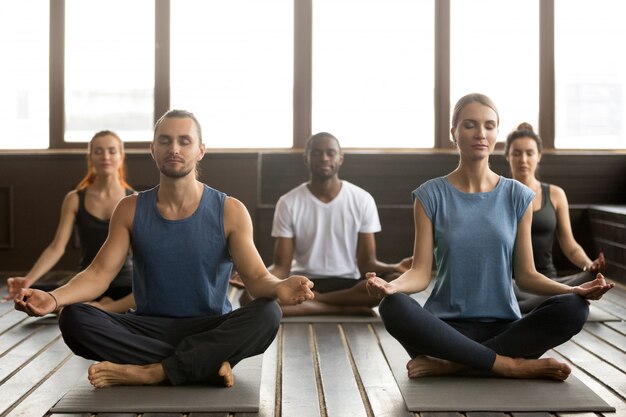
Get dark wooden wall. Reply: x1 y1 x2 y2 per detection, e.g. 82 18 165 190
1 151 625 282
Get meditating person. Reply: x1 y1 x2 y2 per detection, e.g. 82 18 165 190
505 122 605 313
14 109 314 388
4 130 135 313
237 132 411 316
366 93 613 381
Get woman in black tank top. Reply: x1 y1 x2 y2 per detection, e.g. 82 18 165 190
505 123 605 312
4 131 135 312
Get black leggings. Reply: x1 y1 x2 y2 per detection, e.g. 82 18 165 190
379 292 588 371
59 297 281 385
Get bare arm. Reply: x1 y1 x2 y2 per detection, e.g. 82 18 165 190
5 191 78 299
551 185 596 270
367 199 433 296
514 205 575 295
14 195 136 316
356 233 412 276
224 197 313 304
514 205 613 299
267 237 295 279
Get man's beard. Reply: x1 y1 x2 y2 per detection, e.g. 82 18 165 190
159 164 194 179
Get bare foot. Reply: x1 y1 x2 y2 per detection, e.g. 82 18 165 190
209 361 234 387
406 355 465 378
281 299 375 316
87 362 166 388
492 355 571 381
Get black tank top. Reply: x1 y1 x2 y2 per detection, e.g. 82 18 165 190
531 183 558 277
76 189 133 287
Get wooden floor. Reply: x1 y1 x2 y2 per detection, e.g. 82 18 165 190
0 280 625 417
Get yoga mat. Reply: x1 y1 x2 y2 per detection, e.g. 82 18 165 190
281 309 382 323
51 354 263 413
378 327 615 413
588 304 620 322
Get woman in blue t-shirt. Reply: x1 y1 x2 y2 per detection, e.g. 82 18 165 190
367 93 613 381
504 123 605 313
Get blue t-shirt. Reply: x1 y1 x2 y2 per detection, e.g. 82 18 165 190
131 185 233 318
413 176 534 321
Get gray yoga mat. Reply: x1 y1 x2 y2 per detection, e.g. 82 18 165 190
51 354 263 413
281 308 382 323
588 304 620 321
378 327 615 413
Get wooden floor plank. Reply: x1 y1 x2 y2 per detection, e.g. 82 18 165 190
606 321 626 336
281 323 322 417
0 317 45 355
589 297 626 320
583 322 626 352
343 323 412 417
0 310 30 334
571 330 626 372
0 337 72 415
0 325 63 383
464 412 508 417
510 412 552 417
553 340 626 398
3 355 90 417
313 323 368 417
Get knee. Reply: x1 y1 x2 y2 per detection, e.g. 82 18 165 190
249 298 282 329
58 303 93 346
379 293 413 333
552 294 589 333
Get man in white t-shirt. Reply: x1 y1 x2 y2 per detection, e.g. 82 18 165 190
239 132 411 315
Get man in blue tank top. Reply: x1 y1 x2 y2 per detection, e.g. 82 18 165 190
14 110 315 387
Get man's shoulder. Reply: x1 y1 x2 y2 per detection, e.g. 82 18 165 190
340 180 375 201
278 182 309 201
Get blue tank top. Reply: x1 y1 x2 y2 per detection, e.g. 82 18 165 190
413 176 534 321
131 185 233 317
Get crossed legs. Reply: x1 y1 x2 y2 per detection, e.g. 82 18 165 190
59 298 281 387
379 293 588 380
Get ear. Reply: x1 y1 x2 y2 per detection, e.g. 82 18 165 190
197 143 206 161
450 127 457 143
150 142 156 161
338 152 345 167
537 152 542 163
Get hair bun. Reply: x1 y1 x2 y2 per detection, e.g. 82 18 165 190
517 122 534 132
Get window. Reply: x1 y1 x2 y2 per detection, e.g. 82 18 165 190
0 0 49 149
555 0 626 149
450 0 539 141
312 0 434 148
170 0 293 148
64 0 154 143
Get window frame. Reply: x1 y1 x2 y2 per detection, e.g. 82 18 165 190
42 0 583 151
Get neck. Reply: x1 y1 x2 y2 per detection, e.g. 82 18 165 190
90 173 122 193
449 158 497 193
158 174 201 205
308 177 342 202
514 173 540 189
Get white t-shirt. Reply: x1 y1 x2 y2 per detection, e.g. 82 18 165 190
272 181 381 279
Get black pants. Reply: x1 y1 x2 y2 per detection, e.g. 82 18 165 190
379 293 588 371
58 297 282 385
